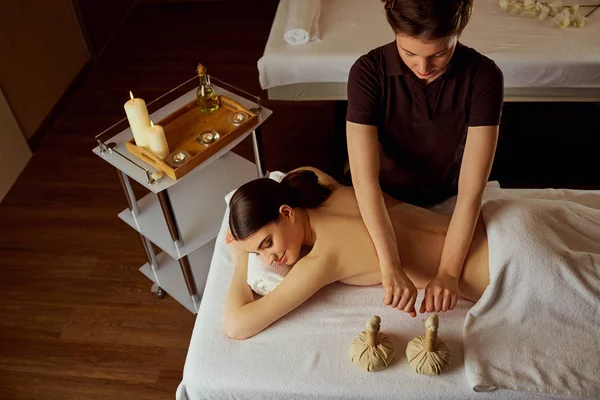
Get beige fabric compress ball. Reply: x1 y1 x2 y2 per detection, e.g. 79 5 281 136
350 315 395 372
406 313 451 376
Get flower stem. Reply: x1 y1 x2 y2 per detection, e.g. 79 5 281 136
585 4 599 16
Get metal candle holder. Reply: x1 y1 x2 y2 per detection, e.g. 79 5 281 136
197 130 220 146
166 150 191 167
229 111 249 126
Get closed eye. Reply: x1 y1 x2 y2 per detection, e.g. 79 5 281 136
257 235 272 251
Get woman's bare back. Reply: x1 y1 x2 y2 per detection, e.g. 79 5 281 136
224 168 491 339
305 178 489 302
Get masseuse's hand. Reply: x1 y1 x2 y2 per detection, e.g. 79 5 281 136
419 273 458 313
381 266 418 317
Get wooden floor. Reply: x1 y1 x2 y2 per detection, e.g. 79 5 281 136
0 2 292 399
1 1 599 399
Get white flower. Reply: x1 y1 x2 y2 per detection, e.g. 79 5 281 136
553 11 571 28
500 0 591 29
548 0 563 9
508 2 524 14
571 13 588 27
499 0 513 11
535 1 545 11
524 0 536 10
548 0 564 15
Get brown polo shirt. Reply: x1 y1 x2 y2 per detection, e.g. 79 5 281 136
347 41 504 206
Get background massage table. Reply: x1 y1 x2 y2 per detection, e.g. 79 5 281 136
258 0 600 102
176 182 583 400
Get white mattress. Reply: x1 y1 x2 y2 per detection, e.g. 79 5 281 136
175 185 578 400
258 0 600 91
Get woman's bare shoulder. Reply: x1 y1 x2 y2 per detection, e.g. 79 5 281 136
282 252 340 289
287 166 341 189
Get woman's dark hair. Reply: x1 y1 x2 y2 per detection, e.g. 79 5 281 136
382 0 473 39
229 170 331 241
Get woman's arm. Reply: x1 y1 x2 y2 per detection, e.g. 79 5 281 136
225 245 255 332
347 121 418 316
420 125 498 313
225 247 335 340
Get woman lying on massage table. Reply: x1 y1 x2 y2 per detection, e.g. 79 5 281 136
225 167 489 340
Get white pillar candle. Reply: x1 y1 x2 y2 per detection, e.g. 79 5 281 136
147 121 170 160
124 91 151 148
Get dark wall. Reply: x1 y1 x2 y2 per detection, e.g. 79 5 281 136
492 102 600 188
75 0 136 56
0 0 89 139
331 101 600 189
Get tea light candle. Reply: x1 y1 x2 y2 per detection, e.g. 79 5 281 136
124 91 151 148
147 121 170 160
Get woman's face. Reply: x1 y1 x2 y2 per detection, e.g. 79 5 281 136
237 206 304 267
395 34 457 83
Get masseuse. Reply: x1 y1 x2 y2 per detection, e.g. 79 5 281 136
346 0 503 317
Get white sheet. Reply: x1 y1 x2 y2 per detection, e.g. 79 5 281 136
176 185 593 400
464 190 600 397
258 0 600 90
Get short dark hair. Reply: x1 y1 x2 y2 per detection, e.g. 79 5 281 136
382 0 473 39
228 170 331 241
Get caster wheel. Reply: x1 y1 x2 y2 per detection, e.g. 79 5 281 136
151 283 166 299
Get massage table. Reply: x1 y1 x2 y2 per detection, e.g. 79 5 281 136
258 0 600 102
176 181 596 400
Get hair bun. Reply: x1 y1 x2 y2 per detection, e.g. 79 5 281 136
229 169 332 241
280 170 331 210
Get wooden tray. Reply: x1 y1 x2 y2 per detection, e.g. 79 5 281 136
126 95 257 180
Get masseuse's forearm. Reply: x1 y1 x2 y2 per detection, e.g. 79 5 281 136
437 195 482 279
438 125 498 278
347 121 402 272
353 177 401 270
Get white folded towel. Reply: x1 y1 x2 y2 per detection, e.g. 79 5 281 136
284 0 322 45
247 255 291 296
267 171 285 182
